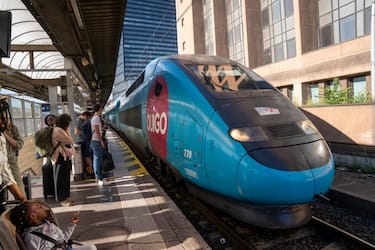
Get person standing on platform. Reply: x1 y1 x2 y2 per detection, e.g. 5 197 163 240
0 98 26 205
51 114 74 206
44 114 56 128
90 104 106 186
3 117 25 197
74 111 94 178
42 113 56 166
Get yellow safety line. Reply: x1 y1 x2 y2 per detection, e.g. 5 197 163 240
118 142 149 177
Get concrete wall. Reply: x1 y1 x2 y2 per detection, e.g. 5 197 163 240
302 104 375 169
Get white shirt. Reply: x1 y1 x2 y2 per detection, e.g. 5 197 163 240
0 133 16 187
91 115 102 142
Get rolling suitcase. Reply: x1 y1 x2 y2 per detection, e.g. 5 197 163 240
54 155 71 202
42 160 55 199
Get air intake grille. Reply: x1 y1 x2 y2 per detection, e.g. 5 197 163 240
265 123 304 138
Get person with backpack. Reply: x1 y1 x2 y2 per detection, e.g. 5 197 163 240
51 114 74 206
74 111 94 179
44 114 56 127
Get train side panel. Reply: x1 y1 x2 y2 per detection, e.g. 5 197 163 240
204 112 247 200
119 83 150 159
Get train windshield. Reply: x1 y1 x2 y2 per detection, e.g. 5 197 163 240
187 64 275 92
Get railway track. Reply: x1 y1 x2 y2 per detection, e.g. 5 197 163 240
311 216 375 250
115 129 375 249
149 164 375 249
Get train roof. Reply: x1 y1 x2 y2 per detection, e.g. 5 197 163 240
162 54 235 66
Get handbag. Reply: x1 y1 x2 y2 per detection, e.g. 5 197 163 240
102 150 114 172
63 144 74 158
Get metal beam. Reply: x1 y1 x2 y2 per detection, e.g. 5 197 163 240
11 44 58 52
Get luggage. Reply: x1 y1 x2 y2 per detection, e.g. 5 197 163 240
102 150 114 173
22 173 32 200
42 156 71 202
42 160 55 199
54 155 71 202
72 144 83 181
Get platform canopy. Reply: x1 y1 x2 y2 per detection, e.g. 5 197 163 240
0 0 127 106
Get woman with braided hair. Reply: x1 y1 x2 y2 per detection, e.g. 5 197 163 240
10 200 96 250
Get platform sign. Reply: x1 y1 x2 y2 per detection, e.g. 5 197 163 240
42 103 51 112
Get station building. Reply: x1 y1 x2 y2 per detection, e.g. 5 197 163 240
176 0 375 169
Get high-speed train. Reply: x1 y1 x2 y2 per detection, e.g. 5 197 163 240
105 54 335 229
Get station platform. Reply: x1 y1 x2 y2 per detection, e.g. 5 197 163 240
328 167 375 218
28 130 210 250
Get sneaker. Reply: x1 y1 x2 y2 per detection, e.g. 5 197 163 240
98 180 104 186
60 200 74 207
103 179 113 186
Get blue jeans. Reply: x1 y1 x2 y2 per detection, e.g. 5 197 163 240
90 141 104 180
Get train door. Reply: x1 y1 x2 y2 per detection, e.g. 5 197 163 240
175 111 207 185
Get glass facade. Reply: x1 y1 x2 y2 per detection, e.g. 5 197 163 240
318 0 372 47
225 0 245 65
261 0 296 65
203 0 214 55
122 0 178 82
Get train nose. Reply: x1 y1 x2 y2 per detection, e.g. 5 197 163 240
237 147 334 204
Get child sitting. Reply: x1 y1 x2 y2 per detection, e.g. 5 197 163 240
9 200 96 250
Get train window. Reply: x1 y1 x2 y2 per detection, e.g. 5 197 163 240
154 81 163 97
144 59 158 81
126 71 145 96
188 64 275 92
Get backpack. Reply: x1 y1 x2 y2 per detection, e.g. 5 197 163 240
35 127 57 159
80 119 93 141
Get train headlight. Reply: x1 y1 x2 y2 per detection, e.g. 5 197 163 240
229 127 269 142
299 120 319 135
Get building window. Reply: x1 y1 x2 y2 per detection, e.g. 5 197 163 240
284 0 294 17
263 48 271 64
278 85 294 101
352 76 366 97
340 14 356 42
349 76 370 103
318 0 372 47
262 8 269 27
182 41 186 50
181 18 184 27
310 83 320 104
274 43 284 62
364 7 371 34
203 0 214 55
261 0 296 65
320 24 333 47
226 0 245 65
272 0 281 23
286 38 296 58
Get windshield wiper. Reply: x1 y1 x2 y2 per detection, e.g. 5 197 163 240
201 72 234 92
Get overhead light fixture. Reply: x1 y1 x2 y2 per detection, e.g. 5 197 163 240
81 57 89 66
70 0 84 29
87 49 94 64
